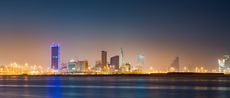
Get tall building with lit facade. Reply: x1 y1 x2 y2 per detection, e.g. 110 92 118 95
110 55 119 71
51 43 60 70
101 51 107 68
218 55 230 72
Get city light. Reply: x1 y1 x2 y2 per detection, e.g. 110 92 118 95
0 43 226 75
0 63 48 75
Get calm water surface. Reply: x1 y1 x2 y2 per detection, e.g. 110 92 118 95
0 75 230 98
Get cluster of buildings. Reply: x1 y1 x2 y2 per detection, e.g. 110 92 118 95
0 63 47 75
0 42 228 75
168 57 218 73
50 43 144 74
50 42 229 74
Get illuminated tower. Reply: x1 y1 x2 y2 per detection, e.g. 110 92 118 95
51 43 60 70
218 58 225 72
218 55 230 72
101 51 107 68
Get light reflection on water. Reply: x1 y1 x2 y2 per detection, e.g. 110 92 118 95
0 84 230 91
48 76 62 98
0 76 230 98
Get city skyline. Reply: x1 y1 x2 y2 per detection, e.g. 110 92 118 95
0 42 221 71
0 0 230 71
1 1 230 98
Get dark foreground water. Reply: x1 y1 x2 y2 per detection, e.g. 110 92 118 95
0 75 230 98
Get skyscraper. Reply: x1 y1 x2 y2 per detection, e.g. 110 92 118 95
119 48 124 67
137 54 144 67
51 43 60 70
110 56 119 71
136 54 144 71
101 51 107 68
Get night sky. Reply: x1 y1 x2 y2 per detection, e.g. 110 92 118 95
0 0 230 70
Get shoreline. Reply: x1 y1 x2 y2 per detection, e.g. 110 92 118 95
0 72 227 77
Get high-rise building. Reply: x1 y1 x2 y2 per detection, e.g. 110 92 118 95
110 56 119 71
218 55 230 72
101 51 107 68
51 43 60 70
169 56 180 72
119 48 124 67
137 54 144 70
